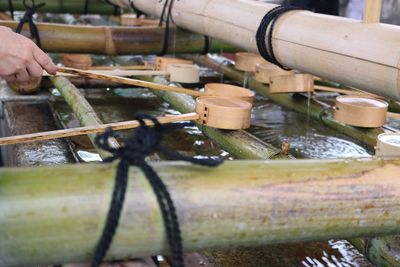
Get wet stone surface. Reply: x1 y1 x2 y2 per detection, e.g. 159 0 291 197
0 100 75 166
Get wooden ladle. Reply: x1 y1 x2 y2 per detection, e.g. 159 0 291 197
0 96 252 146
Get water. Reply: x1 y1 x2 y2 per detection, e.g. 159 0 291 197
250 97 371 159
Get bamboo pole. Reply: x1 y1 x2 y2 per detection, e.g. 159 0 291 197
188 55 383 147
0 21 238 55
127 0 400 101
0 0 121 14
188 55 400 266
141 75 285 159
2 159 400 266
350 236 400 266
50 76 119 159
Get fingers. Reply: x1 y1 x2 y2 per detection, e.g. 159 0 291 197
32 45 57 75
26 60 43 78
3 74 16 83
15 69 30 83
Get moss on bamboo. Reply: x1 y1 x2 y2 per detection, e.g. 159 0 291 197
1 159 400 266
50 76 118 158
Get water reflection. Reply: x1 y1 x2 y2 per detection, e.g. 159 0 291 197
250 97 371 159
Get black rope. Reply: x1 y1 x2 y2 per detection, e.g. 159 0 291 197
91 114 223 267
256 5 303 70
105 0 120 16
7 0 14 20
83 0 89 14
202 36 210 55
15 0 45 48
129 0 144 17
158 0 175 56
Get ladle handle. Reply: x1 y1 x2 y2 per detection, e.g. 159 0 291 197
387 112 400 119
45 70 169 77
56 66 204 97
314 85 383 99
0 113 199 146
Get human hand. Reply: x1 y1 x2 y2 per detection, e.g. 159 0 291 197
0 26 57 83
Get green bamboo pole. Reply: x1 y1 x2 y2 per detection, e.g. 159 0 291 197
140 75 286 160
1 159 400 266
188 55 383 148
50 76 118 158
0 0 121 15
0 21 238 55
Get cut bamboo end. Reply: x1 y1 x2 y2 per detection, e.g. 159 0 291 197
270 74 314 94
234 52 267 72
62 54 93 68
363 0 382 23
376 133 400 157
255 62 295 84
167 64 200 83
334 95 388 128
204 83 255 104
156 57 193 71
195 96 252 130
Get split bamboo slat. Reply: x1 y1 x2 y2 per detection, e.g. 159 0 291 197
46 70 168 77
0 21 238 55
127 0 400 100
56 67 204 97
0 113 199 146
363 0 382 23
1 159 400 266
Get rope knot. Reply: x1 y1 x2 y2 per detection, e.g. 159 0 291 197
92 114 223 267
21 1 45 18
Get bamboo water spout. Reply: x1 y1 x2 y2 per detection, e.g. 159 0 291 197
0 21 239 55
1 159 400 266
127 0 400 101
